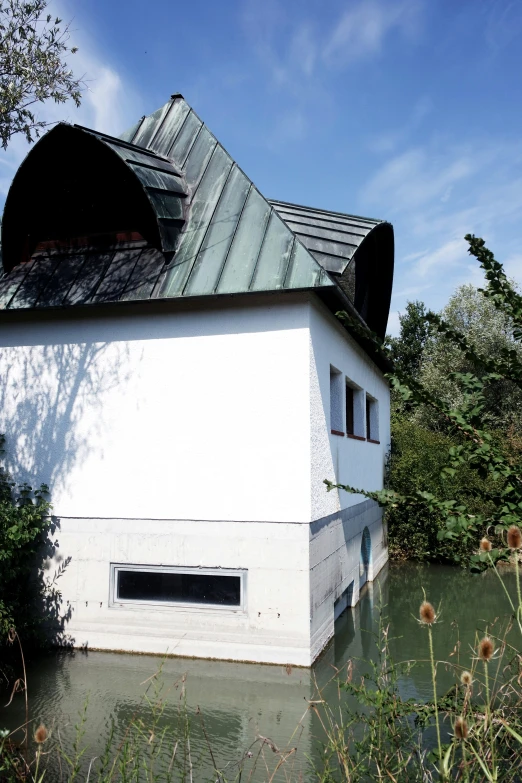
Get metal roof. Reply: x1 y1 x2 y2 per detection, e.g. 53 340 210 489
268 200 385 275
0 94 394 341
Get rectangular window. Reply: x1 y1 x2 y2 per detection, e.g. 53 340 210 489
345 377 364 438
111 565 245 610
346 385 354 435
366 395 379 442
330 366 343 434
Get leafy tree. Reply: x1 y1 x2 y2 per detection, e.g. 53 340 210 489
0 0 83 149
327 236 522 571
417 284 522 432
387 300 430 381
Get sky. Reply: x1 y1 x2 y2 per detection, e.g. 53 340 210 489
1 0 522 335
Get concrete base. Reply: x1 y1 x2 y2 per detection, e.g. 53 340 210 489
47 500 388 666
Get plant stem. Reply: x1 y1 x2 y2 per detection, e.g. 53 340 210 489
514 551 522 634
428 626 443 779
483 661 496 781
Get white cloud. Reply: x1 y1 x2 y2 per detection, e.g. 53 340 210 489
412 238 467 278
240 0 425 148
359 131 522 316
361 148 475 211
323 0 423 67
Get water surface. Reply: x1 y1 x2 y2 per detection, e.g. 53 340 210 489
1 561 518 779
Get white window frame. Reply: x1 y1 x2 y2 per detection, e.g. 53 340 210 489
110 563 247 613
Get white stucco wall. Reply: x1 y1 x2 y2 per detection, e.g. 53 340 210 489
0 297 312 523
308 297 391 520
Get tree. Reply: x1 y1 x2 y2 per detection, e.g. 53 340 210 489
0 0 83 149
387 300 430 381
417 284 522 433
327 236 522 572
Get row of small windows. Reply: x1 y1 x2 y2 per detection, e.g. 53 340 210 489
329 366 379 443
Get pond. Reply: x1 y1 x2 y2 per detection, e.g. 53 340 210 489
1 561 518 779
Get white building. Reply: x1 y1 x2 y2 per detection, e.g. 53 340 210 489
0 94 394 666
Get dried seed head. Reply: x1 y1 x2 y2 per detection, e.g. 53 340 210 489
507 525 522 550
480 537 492 552
419 601 436 625
478 636 494 662
460 670 473 687
454 717 468 740
34 724 47 744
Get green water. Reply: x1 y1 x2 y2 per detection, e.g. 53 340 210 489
1 561 518 779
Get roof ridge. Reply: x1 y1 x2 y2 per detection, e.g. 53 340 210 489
268 198 385 225
122 96 331 297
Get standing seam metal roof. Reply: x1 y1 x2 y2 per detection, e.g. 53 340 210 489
268 199 385 275
0 93 394 342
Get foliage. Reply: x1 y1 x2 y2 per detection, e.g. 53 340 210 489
0 0 83 149
415 285 522 433
385 417 497 562
327 236 522 571
0 434 52 643
387 299 430 381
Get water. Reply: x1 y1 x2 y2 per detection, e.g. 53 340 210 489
1 561 518 779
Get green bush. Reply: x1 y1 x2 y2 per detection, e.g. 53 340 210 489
386 417 496 562
0 435 52 644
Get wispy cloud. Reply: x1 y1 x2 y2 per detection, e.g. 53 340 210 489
368 96 433 154
362 132 522 323
361 147 475 211
412 238 467 278
240 0 425 145
323 0 423 67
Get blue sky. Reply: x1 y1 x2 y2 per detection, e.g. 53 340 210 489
2 0 522 334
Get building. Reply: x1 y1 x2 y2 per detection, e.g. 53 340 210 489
0 94 394 666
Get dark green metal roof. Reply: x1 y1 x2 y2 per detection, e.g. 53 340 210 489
268 200 387 275
0 93 394 340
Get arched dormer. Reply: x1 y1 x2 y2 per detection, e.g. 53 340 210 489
269 200 394 340
1 123 187 273
351 221 394 340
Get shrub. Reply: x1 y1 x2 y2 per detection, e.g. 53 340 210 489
386 417 495 562
0 435 52 644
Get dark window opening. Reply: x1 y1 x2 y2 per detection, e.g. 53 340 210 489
346 385 354 435
366 398 371 440
116 569 241 607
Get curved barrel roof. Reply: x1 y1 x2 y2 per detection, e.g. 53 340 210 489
0 94 394 345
